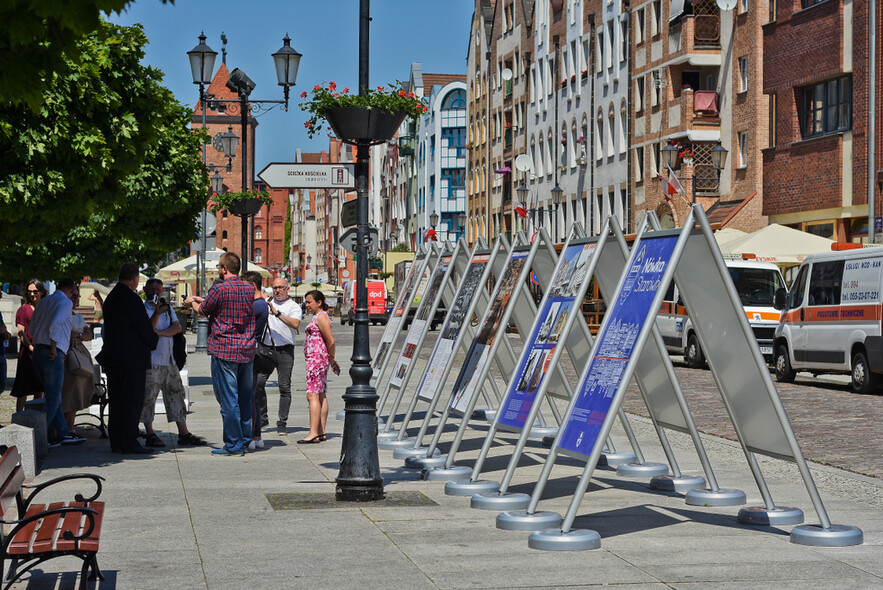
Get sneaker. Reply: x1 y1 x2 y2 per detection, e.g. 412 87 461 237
60 433 86 445
211 448 245 457
48 439 62 449
277 424 288 436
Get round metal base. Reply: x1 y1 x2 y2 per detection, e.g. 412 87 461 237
738 505 805 526
496 510 562 531
378 438 412 450
445 479 500 496
335 411 346 421
617 462 670 478
600 451 636 466
481 409 496 422
376 430 398 440
790 524 863 547
649 474 706 493
471 491 530 511
528 426 558 439
404 455 447 469
528 528 601 551
393 446 441 460
422 465 472 481
685 488 747 507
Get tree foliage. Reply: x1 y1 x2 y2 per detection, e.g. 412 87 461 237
0 19 208 282
0 1 174 110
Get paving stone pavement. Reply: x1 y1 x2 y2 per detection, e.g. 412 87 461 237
5 325 882 589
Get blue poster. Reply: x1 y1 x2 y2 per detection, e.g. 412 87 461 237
497 242 596 430
558 235 678 457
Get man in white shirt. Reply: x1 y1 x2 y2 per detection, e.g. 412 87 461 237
254 277 301 435
140 279 206 448
29 278 85 446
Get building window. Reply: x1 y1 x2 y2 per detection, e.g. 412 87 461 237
222 230 228 240
635 77 645 112
620 19 628 64
738 131 749 168
651 0 661 37
596 29 604 74
801 0 827 8
801 75 851 138
254 226 263 239
739 57 748 93
255 248 263 264
768 93 777 148
635 9 645 45
740 0 749 13
634 146 644 183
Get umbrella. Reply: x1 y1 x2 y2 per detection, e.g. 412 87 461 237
156 250 272 282
721 224 834 264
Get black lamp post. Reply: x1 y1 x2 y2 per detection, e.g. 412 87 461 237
662 140 728 203
457 212 468 241
187 32 301 272
550 184 563 239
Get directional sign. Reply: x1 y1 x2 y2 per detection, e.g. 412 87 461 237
340 227 378 256
258 162 355 189
341 199 358 227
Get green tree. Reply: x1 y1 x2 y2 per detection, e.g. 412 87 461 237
0 1 173 110
0 20 208 281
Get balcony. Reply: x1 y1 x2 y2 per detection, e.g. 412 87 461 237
668 12 722 67
666 89 721 141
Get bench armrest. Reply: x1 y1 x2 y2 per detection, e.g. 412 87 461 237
1 506 100 552
21 473 104 509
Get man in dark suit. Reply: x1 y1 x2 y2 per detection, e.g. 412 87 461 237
97 263 163 453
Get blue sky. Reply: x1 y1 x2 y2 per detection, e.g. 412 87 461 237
110 1 474 166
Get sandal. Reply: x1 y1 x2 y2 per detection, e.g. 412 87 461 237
145 432 165 448
178 432 207 446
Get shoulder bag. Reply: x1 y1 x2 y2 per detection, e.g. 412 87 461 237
66 340 94 377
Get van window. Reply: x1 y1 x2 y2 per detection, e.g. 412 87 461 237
808 260 844 306
789 266 808 309
729 267 786 306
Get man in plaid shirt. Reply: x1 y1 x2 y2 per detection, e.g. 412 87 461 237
185 252 255 456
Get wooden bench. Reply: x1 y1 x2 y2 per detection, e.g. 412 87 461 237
0 446 105 589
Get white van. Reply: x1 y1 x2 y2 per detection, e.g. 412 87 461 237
657 259 786 367
773 247 883 393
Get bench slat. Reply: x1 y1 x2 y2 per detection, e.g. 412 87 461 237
74 501 103 553
7 504 47 555
31 502 65 553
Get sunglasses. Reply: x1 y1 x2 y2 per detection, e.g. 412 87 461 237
26 289 39 294
272 286 288 290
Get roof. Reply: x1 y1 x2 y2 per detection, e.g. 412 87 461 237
420 74 467 96
193 64 240 116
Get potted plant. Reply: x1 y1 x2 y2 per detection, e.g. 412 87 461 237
581 69 588 80
679 145 695 165
208 189 274 217
300 81 428 143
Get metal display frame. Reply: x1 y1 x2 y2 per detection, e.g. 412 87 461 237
377 240 469 443
516 205 862 551
389 237 505 459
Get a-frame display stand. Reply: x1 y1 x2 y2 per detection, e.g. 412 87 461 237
385 237 507 458
377 240 470 443
513 205 861 551
402 232 573 473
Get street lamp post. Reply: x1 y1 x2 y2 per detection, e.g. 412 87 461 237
662 140 729 204
187 32 301 272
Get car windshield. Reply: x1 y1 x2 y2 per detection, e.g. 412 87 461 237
730 267 786 306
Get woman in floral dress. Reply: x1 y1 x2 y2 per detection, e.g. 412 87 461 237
298 290 339 444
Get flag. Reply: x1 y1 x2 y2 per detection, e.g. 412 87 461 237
513 199 528 219
666 165 685 196
423 228 438 242
656 173 672 202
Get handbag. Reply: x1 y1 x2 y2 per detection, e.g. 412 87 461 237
172 332 187 370
66 341 94 377
255 321 276 371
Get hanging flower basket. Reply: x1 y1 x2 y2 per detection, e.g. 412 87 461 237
324 107 408 143
208 189 273 217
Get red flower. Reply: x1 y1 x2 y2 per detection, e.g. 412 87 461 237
329 81 337 90
313 84 321 91
377 86 385 92
304 121 313 128
408 91 415 98
300 91 308 98
342 87 349 94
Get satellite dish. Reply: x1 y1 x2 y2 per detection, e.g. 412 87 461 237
502 68 513 81
716 0 736 10
514 154 532 172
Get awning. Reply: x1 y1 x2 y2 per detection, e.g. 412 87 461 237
495 167 512 174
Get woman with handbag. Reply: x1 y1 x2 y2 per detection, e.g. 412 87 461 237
62 284 95 431
11 279 47 412
298 290 339 444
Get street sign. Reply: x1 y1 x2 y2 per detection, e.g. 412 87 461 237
258 162 356 189
341 199 358 227
340 227 379 256
875 216 882 232
203 212 216 236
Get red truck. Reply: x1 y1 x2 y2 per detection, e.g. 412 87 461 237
341 279 389 326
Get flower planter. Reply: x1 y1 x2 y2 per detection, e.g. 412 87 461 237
231 198 264 217
681 158 694 166
325 107 407 143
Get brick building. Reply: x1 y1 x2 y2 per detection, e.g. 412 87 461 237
763 0 882 242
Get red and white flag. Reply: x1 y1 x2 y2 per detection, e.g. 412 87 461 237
423 227 438 242
513 199 528 219
666 165 685 196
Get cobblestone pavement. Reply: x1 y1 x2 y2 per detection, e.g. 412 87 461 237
619 363 883 480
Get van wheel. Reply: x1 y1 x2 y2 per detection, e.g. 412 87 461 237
685 334 705 368
851 350 879 394
775 344 796 383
